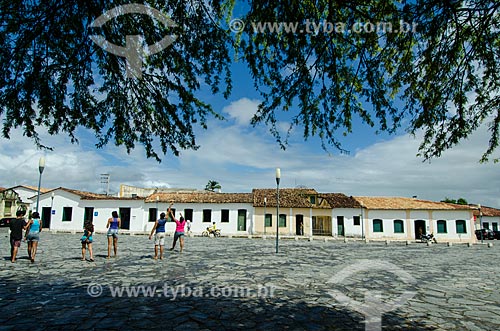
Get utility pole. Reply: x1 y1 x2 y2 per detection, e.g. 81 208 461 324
100 173 110 196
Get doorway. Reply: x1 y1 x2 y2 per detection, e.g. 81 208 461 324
415 220 426 239
237 209 246 231
296 215 304 235
337 216 345 236
120 208 131 230
41 207 51 229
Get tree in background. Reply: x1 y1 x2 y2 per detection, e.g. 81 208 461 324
441 197 469 205
205 180 221 192
1 1 499 162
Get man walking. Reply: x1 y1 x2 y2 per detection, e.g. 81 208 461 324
10 210 27 263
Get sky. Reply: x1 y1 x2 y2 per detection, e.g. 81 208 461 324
1 5 500 208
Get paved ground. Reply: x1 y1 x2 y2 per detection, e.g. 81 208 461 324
0 228 499 331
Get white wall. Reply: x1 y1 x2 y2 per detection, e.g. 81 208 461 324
138 202 255 235
480 216 500 231
365 210 408 240
15 187 38 204
363 209 475 242
332 208 364 237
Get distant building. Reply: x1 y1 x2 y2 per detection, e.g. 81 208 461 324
0 185 50 218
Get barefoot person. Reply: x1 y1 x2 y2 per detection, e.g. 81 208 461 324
169 208 187 253
149 210 169 259
106 211 121 258
81 219 95 262
10 210 27 263
25 211 42 263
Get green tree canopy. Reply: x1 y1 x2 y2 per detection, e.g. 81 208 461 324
1 1 499 162
205 180 221 192
441 197 468 205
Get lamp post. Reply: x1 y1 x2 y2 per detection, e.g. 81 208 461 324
276 168 280 254
478 204 483 243
35 156 45 214
264 197 267 235
156 196 159 219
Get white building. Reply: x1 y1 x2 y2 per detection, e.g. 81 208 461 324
27 186 483 243
355 197 476 243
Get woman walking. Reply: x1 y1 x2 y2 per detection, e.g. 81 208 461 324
169 208 187 253
25 211 42 263
106 211 121 258
81 219 94 262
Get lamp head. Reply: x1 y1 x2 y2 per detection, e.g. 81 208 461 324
39 156 46 174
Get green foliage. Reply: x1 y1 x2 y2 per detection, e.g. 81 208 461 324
0 0 233 161
238 0 500 161
1 1 499 162
441 197 468 205
205 180 221 192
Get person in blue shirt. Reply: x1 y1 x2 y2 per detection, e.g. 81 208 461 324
149 209 169 260
25 211 42 263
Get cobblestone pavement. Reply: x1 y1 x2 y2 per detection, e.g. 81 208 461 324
1 228 499 330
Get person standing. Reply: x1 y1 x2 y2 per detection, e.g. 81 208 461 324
10 210 27 263
149 211 168 259
169 209 187 253
106 211 121 258
81 219 95 262
25 211 42 263
186 219 192 234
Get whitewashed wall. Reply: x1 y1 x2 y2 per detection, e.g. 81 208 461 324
364 210 409 240
15 186 38 205
480 216 500 231
363 209 475 242
137 202 255 235
332 208 364 237
430 210 475 242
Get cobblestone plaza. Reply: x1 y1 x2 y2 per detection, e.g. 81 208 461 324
1 228 499 330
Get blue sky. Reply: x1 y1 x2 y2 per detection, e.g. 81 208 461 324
1 4 500 208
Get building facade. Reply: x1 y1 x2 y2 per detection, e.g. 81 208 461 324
15 185 485 243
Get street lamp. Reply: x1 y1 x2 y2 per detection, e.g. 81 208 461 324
264 197 267 235
276 168 280 254
35 156 45 214
478 204 483 243
156 196 159 219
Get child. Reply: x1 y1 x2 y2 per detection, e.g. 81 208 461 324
81 219 95 262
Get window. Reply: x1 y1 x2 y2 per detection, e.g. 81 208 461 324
62 207 73 222
456 220 467 234
203 209 212 223
393 220 404 233
221 209 229 223
148 208 158 222
4 201 12 216
279 214 286 227
493 223 498 231
483 222 490 229
353 215 361 226
437 220 447 233
373 219 383 232
184 209 193 222
309 196 316 204
265 214 272 227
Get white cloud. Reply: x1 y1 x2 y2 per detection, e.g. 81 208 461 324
222 98 260 126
